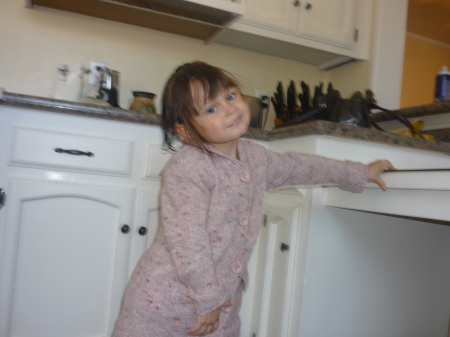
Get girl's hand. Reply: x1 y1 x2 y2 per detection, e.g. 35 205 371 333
367 160 396 191
188 299 233 336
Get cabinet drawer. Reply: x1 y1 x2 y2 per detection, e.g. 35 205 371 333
10 127 134 176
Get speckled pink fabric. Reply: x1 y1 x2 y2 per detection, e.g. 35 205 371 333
112 139 368 337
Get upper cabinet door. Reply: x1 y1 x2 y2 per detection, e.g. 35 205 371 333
241 0 300 34
297 0 358 49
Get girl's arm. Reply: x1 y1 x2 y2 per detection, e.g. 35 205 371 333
262 146 393 192
160 158 228 317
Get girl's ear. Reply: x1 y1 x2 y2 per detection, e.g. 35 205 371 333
174 123 192 140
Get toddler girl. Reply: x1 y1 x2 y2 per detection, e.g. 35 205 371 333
112 61 394 337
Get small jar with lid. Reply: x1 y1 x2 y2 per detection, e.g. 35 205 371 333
130 91 157 113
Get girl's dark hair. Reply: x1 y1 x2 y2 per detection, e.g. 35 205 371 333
161 61 240 153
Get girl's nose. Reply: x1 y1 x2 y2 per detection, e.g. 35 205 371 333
225 102 236 116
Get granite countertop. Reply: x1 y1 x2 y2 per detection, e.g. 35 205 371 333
2 90 450 154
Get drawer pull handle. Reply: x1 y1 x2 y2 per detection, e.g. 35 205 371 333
55 148 94 157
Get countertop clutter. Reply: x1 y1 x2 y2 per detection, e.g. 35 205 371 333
2 90 450 154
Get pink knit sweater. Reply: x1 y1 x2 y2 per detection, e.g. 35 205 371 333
112 139 368 337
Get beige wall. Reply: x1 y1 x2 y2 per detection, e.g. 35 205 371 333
400 35 450 108
0 1 373 130
329 61 372 99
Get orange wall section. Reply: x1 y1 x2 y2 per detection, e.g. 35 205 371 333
400 35 450 108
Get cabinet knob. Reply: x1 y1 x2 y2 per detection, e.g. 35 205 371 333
280 242 290 252
305 3 312 10
293 0 300 7
121 224 130 234
138 226 148 236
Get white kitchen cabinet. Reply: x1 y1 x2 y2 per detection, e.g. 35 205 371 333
2 103 450 337
242 0 357 49
212 0 372 68
0 179 134 337
0 106 169 337
297 0 358 49
26 0 245 42
250 190 309 337
241 0 300 34
128 189 160 276
251 135 450 337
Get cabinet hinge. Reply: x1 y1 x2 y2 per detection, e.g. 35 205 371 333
354 28 359 42
263 214 267 227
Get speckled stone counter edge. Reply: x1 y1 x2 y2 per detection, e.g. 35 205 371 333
2 91 450 154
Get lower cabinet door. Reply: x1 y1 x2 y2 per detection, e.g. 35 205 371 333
128 189 160 276
0 179 135 337
251 192 305 337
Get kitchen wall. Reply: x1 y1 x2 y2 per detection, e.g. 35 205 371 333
0 1 374 130
400 34 450 108
328 61 371 99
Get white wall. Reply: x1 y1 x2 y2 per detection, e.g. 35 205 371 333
0 0 333 130
330 0 409 108
367 0 408 109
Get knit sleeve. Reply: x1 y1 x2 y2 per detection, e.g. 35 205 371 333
160 158 227 316
264 149 369 193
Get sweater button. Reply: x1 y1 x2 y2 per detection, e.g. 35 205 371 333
231 261 243 274
240 170 250 183
221 305 232 313
238 214 249 227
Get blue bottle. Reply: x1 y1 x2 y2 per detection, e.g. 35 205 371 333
435 66 450 101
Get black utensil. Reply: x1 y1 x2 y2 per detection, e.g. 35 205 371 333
298 81 311 111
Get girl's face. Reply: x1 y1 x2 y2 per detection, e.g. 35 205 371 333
191 86 251 153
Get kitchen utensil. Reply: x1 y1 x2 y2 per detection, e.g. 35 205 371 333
298 81 311 111
96 67 120 107
271 82 288 125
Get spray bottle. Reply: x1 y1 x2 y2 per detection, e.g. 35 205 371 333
435 66 450 102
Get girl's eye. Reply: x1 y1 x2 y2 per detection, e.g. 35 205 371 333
207 106 217 114
227 93 236 101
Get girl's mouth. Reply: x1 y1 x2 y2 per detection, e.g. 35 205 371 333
228 116 242 128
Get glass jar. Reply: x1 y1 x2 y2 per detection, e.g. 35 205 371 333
130 91 157 113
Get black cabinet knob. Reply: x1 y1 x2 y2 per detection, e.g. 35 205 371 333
138 227 148 236
281 242 290 252
305 3 312 10
121 224 130 234
293 0 300 7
